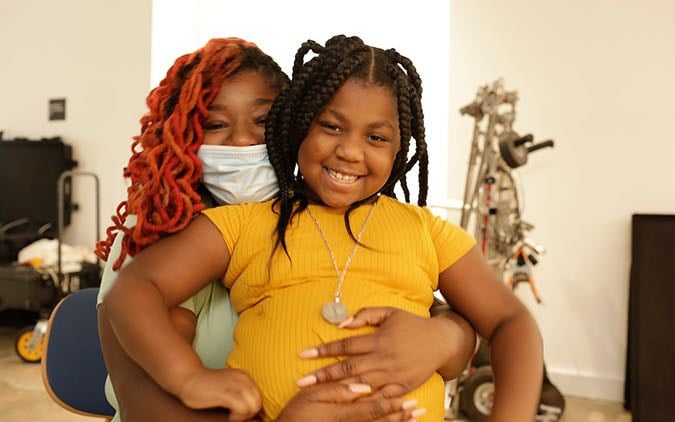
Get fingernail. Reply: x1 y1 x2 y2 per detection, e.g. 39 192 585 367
348 383 372 393
402 399 418 410
338 316 354 328
299 348 319 359
411 408 427 417
296 374 317 387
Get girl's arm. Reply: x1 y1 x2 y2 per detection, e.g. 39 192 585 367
439 246 543 421
295 307 476 399
98 307 234 421
103 215 260 418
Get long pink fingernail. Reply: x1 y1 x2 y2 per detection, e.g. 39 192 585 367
299 348 319 359
296 374 317 387
348 383 372 393
338 316 354 328
402 399 418 410
411 408 427 417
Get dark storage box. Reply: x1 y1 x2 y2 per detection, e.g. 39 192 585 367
0 262 100 313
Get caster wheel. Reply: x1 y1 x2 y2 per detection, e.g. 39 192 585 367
460 366 494 421
15 325 43 363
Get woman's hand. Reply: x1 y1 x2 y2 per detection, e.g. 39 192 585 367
276 382 421 422
179 367 262 421
296 307 475 400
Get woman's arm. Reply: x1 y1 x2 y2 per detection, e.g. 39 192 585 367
429 306 477 379
101 303 417 422
438 246 543 421
294 306 476 400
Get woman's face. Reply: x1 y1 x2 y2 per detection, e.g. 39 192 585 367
203 71 279 146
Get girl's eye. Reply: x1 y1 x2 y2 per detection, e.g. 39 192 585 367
204 121 229 131
320 122 342 133
368 134 389 143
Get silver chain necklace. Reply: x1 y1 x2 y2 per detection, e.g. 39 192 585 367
306 201 377 324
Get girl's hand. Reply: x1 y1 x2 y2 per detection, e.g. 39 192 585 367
179 367 261 421
297 307 464 400
276 382 422 422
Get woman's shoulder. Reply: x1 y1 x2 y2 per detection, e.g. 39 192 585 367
97 215 138 305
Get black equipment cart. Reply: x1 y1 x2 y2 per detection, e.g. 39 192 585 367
0 138 101 362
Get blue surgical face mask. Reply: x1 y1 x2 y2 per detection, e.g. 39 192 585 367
197 144 278 205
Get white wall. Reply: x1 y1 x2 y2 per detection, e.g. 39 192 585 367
450 0 675 401
1 0 448 243
0 0 152 247
151 0 451 203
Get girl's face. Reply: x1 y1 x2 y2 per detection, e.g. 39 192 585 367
203 71 279 146
297 79 401 208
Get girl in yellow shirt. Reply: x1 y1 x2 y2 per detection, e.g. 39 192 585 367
105 35 543 422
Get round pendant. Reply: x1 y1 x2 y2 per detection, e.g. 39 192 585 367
321 301 349 324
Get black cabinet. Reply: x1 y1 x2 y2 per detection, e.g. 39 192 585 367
625 214 675 421
0 137 77 228
0 137 77 263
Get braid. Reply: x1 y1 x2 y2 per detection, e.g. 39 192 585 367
292 40 325 78
384 48 429 206
95 38 289 270
266 35 429 258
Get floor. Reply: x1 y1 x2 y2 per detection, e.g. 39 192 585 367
0 314 631 422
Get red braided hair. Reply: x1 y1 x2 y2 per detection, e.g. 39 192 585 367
95 38 257 270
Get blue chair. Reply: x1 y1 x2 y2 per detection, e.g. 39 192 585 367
41 287 114 419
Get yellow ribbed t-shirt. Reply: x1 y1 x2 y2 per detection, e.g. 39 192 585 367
203 196 475 421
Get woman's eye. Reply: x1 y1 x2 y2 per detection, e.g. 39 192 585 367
254 114 268 125
204 121 229 131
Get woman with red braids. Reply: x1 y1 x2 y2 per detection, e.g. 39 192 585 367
97 38 476 421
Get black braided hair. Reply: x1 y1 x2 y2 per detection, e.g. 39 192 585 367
265 35 429 257
235 45 290 93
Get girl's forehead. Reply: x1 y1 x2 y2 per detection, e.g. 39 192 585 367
324 80 396 111
315 80 398 127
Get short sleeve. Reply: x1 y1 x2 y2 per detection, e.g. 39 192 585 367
421 207 476 272
201 203 256 256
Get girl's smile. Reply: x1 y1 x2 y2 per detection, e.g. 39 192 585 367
325 167 360 184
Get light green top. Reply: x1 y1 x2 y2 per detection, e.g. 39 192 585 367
97 215 238 421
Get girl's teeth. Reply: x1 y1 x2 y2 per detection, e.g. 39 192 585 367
328 169 358 183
